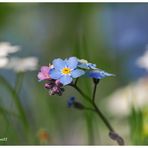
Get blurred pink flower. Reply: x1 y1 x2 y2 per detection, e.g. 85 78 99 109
37 66 51 81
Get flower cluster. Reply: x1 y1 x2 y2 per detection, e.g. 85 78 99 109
37 56 114 96
37 56 124 145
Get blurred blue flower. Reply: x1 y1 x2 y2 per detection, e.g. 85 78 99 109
87 69 115 79
78 59 97 70
67 96 75 108
49 57 85 85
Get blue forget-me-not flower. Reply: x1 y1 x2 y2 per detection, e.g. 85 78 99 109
49 57 85 85
87 69 115 79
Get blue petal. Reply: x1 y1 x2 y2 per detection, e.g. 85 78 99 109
66 57 78 69
59 75 73 85
78 62 96 70
88 63 97 69
49 69 62 79
52 58 66 70
87 69 115 79
71 69 85 78
78 63 89 69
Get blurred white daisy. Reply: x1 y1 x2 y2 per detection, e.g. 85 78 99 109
7 57 38 72
0 42 20 57
107 77 148 117
136 45 148 71
0 57 9 68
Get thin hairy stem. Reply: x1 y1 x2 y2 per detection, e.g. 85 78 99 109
92 102 114 132
70 84 92 104
71 83 124 145
84 107 96 112
74 78 79 86
72 84 114 132
92 83 97 103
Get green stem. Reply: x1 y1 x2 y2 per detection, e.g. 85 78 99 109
84 107 96 112
74 78 79 86
92 102 114 132
92 82 114 132
70 84 92 104
71 84 124 145
92 83 97 103
15 72 24 93
72 84 114 132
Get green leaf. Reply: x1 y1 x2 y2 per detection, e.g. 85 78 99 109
129 107 144 145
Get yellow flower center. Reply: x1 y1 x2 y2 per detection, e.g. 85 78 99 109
61 67 71 75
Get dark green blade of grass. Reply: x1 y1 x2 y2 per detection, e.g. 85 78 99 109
129 107 144 145
73 26 95 144
0 75 29 129
0 97 22 144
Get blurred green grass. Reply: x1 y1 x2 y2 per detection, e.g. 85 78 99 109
0 3 147 145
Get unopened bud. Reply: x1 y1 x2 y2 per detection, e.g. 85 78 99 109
55 80 63 87
109 131 124 145
44 83 52 89
73 102 85 110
